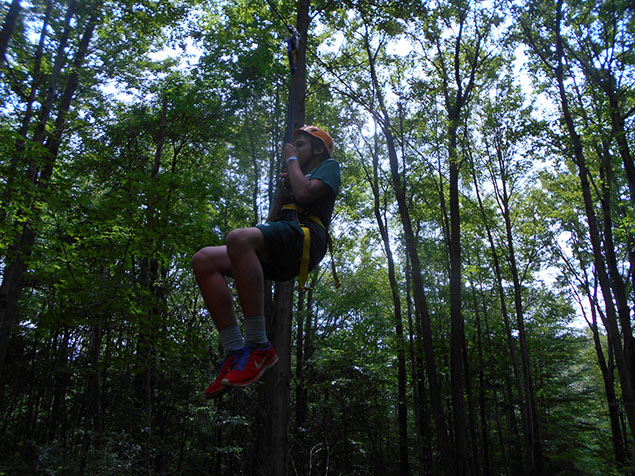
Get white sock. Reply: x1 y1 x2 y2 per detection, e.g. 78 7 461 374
219 325 245 357
244 315 268 347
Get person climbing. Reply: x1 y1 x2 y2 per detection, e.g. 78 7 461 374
192 125 341 398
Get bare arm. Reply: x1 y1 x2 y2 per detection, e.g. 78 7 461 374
281 143 330 206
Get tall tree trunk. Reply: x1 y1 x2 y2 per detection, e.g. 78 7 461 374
365 130 410 476
294 287 307 432
564 237 628 467
462 323 481 476
492 144 543 474
522 0 635 448
433 5 488 468
502 203 543 474
567 69 632 468
596 144 630 467
606 84 635 205
564 1 635 206
0 0 76 355
249 127 260 226
470 277 491 476
47 328 71 442
362 29 453 473
265 279 294 475
447 120 471 475
0 0 21 62
79 311 104 475
597 133 635 395
550 0 635 442
1 0 52 226
470 151 526 471
32 0 77 147
135 93 168 472
0 3 97 380
406 252 430 475
294 278 315 475
590 300 626 466
259 2 311 475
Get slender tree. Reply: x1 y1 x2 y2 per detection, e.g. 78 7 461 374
479 76 544 474
356 125 410 476
356 18 454 472
0 0 97 379
259 2 311 475
0 0 21 62
519 0 635 445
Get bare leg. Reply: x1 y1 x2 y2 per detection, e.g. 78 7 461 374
193 228 272 397
225 227 267 318
191 245 236 330
192 227 268 327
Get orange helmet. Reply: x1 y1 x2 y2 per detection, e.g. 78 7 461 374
293 125 334 157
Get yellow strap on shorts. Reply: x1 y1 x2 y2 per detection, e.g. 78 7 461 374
299 223 311 289
282 203 339 290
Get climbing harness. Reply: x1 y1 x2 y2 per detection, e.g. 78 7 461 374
282 203 340 290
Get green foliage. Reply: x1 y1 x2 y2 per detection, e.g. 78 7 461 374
0 0 631 474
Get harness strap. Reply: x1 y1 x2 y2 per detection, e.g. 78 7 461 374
282 203 339 289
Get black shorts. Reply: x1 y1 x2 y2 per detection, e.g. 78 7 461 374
256 219 327 282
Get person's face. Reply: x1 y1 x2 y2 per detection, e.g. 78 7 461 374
292 133 313 167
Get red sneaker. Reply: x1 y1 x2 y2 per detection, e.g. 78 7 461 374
204 353 238 399
222 342 279 388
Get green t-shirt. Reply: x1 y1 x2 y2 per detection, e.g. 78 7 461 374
279 158 341 228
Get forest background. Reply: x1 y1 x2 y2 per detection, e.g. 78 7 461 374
0 0 634 475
